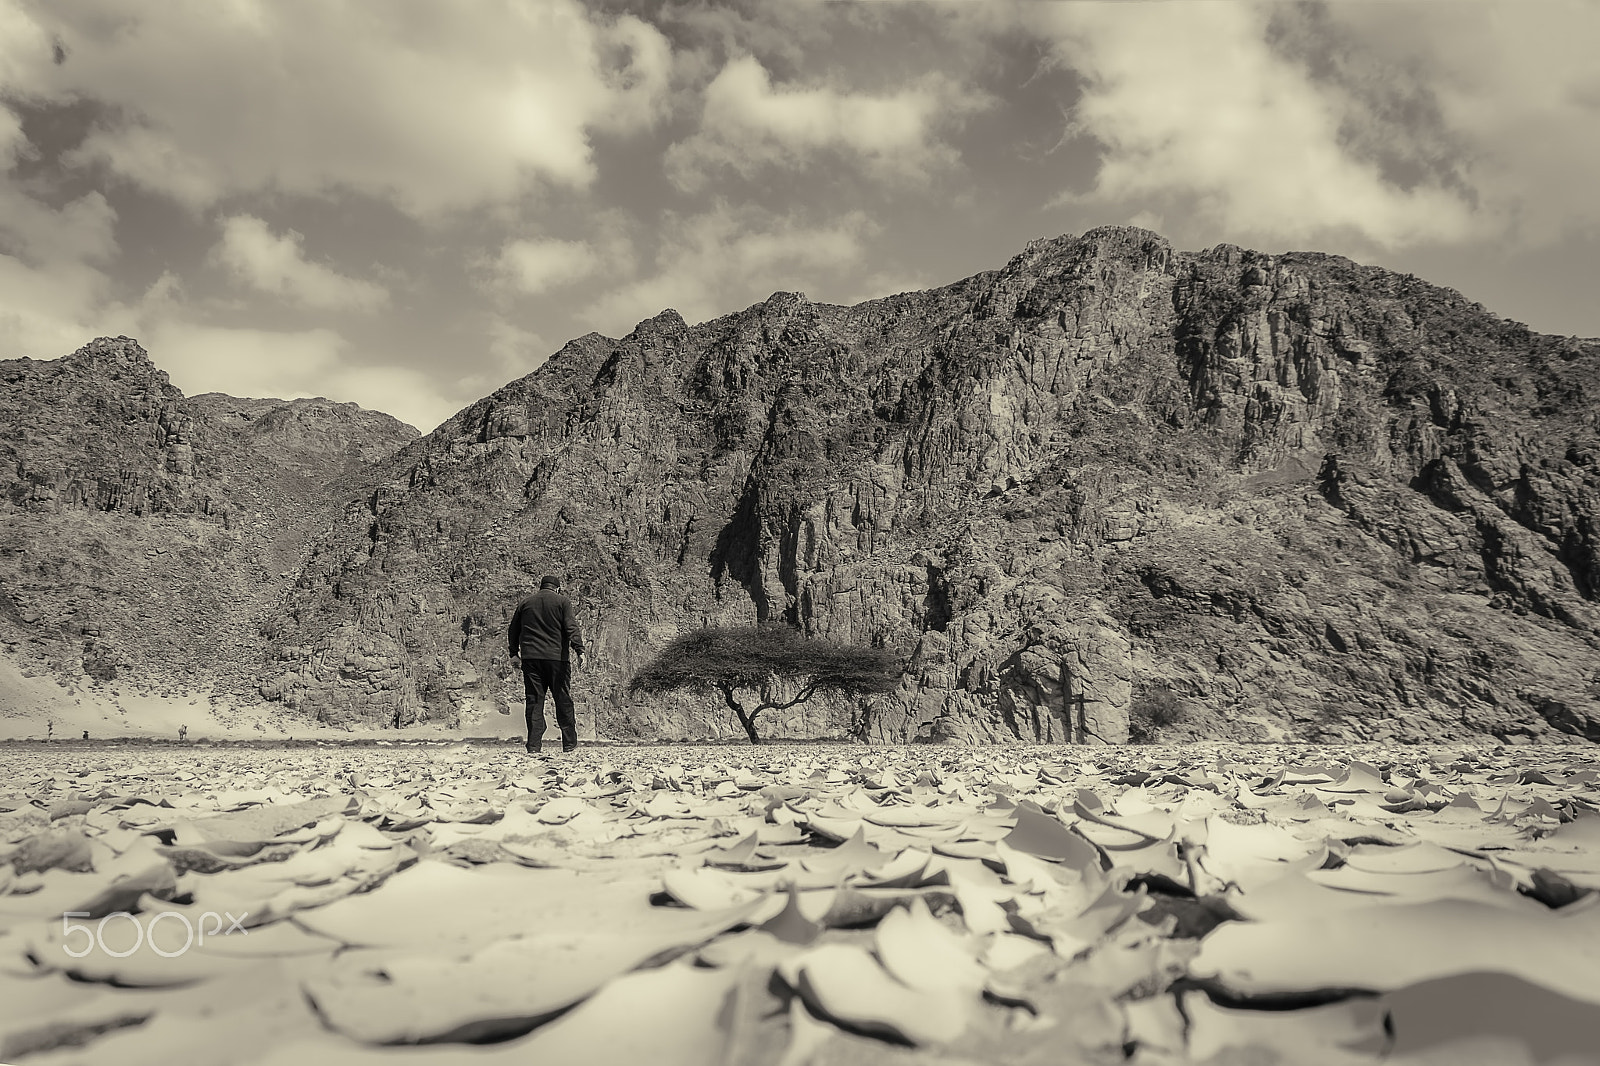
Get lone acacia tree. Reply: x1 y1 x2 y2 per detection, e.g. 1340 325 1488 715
628 625 903 744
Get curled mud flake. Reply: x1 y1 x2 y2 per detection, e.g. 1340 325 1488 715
1194 897 1600 1006
1 1010 152 1061
1001 804 1104 871
787 942 969 1046
10 829 94 875
875 897 986 997
1382 971 1600 1062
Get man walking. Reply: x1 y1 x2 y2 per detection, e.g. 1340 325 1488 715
508 574 585 753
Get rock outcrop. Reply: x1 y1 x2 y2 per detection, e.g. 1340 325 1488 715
5 230 1599 746
252 229 1600 744
0 337 418 697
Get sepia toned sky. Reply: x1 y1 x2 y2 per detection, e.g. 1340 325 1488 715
2 0 1598 432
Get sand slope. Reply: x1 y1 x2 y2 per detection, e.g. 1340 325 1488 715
0 657 540 743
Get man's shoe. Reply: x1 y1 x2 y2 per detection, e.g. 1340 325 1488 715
562 743 577 753
526 743 541 754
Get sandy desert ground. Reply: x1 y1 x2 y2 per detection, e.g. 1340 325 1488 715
1 741 1598 1066
0 657 540 745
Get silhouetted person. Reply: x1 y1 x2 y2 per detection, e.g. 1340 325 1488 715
82 730 89 740
508 574 585 754
178 725 188 742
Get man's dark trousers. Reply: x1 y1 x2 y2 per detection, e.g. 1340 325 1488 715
522 658 577 752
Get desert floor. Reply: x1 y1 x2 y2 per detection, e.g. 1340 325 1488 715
1 741 1598 1066
0 657 533 744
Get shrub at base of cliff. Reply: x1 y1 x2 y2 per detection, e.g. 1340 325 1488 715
1128 682 1188 744
628 625 904 745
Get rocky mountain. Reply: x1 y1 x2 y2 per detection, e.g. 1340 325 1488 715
5 228 1599 746
246 227 1599 746
0 337 418 698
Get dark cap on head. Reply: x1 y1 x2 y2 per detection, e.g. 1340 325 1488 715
539 574 561 589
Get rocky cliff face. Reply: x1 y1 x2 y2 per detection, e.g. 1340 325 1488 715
250 228 1600 745
0 337 418 697
4 235 1597 745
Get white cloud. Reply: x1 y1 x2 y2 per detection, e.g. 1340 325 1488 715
665 56 983 191
10 0 673 216
145 317 454 432
845 269 934 307
585 207 875 333
1319 0 1600 246
0 251 114 360
0 121 120 359
0 103 118 271
0 2 53 104
145 320 345 399
0 262 449 431
1031 2 1480 250
34 192 117 265
212 215 388 311
318 363 456 435
135 273 452 430
489 238 602 296
451 314 549 399
0 104 27 168
485 316 546 375
1126 210 1164 234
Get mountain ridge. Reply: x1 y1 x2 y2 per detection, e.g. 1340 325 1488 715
3 228 1597 745
255 226 1600 744
0 337 418 701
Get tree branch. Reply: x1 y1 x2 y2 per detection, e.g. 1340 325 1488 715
756 680 820 717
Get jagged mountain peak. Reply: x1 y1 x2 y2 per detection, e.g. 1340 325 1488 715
757 290 812 314
627 306 691 337
1021 224 1171 259
61 335 158 365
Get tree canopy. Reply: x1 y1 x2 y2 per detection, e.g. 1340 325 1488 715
628 625 903 744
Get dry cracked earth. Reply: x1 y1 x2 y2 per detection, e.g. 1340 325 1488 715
1 741 1598 1066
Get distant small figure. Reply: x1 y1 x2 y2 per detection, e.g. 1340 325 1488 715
82 730 89 740
508 574 585 755
47 721 53 741
178 725 188 742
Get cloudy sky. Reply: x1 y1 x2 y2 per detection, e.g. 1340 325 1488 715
2 0 1597 432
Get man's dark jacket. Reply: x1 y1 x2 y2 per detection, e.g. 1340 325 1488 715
508 589 585 661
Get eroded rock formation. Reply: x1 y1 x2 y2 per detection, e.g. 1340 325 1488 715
257 229 1600 744
4 229 1598 745
0 337 418 695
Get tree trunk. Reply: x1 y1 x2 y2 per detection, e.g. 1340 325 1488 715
722 686 764 745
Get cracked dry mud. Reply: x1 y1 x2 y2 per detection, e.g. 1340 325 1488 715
1 742 1597 1066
